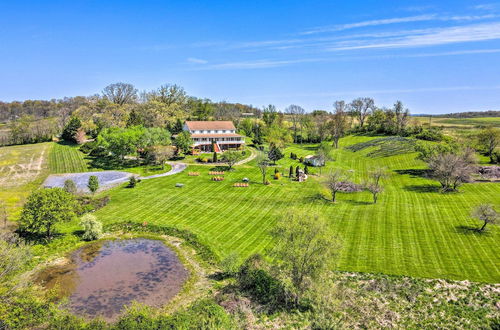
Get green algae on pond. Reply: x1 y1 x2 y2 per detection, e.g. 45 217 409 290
34 239 188 321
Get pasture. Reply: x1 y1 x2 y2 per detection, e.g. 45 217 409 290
413 116 500 128
92 136 499 283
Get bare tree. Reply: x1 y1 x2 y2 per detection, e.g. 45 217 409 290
102 82 138 105
426 148 476 192
477 127 500 163
329 101 349 148
365 167 388 203
472 204 498 231
286 104 305 143
349 97 374 128
145 84 187 106
256 152 270 184
393 101 410 133
324 169 348 202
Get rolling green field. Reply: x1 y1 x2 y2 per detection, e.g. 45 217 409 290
91 136 499 283
413 116 500 127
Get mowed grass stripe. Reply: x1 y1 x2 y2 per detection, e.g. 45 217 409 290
90 136 499 282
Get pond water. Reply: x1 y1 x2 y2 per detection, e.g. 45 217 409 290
35 239 188 321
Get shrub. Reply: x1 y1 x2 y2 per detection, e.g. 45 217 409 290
75 195 110 215
415 128 444 141
80 214 103 241
128 176 137 188
63 179 77 194
299 156 304 163
87 175 99 194
221 252 240 275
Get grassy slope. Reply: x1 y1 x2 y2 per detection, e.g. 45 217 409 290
413 116 500 127
49 142 171 176
0 142 52 219
94 136 499 283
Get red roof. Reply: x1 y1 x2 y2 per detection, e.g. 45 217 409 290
191 133 243 138
185 121 236 131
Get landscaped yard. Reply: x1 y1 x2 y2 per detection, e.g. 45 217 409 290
86 135 500 283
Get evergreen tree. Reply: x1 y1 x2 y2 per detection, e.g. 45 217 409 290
62 116 82 143
289 165 294 178
88 175 99 195
296 166 300 178
304 165 309 175
268 143 284 165
213 151 218 163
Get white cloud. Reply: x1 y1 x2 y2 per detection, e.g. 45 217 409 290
328 22 500 51
300 14 498 35
300 15 436 35
187 57 208 64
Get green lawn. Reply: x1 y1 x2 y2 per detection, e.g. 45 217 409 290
48 142 171 176
93 136 500 283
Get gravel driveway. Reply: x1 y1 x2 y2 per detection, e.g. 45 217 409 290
43 162 187 193
44 171 133 193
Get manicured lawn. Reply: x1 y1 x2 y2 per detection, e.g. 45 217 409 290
48 142 171 176
94 136 500 283
49 142 89 173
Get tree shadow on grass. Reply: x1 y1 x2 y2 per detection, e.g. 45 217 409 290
87 156 141 171
455 225 489 236
210 165 230 171
304 193 332 203
16 230 64 244
403 184 442 193
301 146 319 151
344 199 373 206
394 169 431 178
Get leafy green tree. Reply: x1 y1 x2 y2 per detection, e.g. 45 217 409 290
269 212 340 306
19 188 76 239
62 116 82 143
477 127 500 163
139 127 171 149
63 179 77 194
268 144 284 165
80 214 103 241
97 126 143 160
472 204 498 231
221 150 243 170
102 82 138 105
88 175 99 194
173 131 193 155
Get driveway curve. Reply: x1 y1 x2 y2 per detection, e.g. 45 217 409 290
43 162 187 192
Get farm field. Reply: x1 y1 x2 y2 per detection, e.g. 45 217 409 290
413 116 500 128
90 136 500 283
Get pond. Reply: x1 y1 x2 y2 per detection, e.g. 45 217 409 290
34 239 188 321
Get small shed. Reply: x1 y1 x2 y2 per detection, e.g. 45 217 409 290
303 155 325 167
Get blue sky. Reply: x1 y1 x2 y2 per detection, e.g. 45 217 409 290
1 1 500 114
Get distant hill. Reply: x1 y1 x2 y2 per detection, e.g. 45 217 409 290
413 110 500 118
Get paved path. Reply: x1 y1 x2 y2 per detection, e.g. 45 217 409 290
43 162 187 192
235 147 257 165
139 162 187 180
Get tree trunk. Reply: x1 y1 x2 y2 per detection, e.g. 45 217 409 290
332 191 336 202
373 193 378 204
